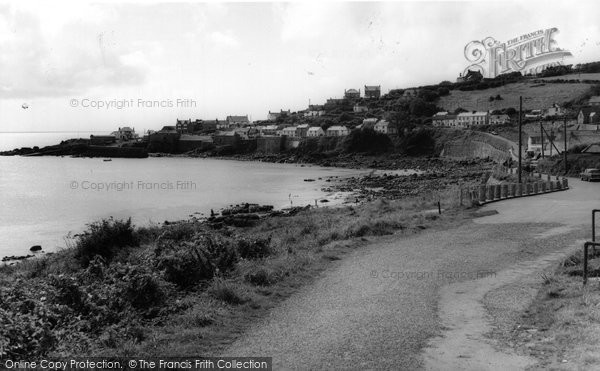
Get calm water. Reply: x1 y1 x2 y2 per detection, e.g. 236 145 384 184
0 156 370 258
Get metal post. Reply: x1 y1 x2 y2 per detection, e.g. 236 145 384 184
564 115 568 175
540 120 544 158
518 96 522 184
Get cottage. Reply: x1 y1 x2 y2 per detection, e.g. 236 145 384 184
326 126 349 137
456 69 483 83
374 120 397 135
545 104 565 118
306 126 325 137
432 112 457 127
456 111 488 128
112 126 137 141
364 85 381 99
344 89 360 99
267 109 291 121
296 124 310 138
578 107 600 125
588 96 600 106
226 115 250 128
360 118 378 130
304 104 325 117
489 114 510 125
233 127 259 140
353 104 368 113
281 126 298 137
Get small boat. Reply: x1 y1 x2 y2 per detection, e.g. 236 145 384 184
103 158 112 162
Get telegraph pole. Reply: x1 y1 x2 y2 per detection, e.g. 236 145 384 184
564 114 568 174
540 119 544 159
518 96 522 184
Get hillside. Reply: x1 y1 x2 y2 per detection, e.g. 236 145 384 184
535 72 600 82
438 82 591 112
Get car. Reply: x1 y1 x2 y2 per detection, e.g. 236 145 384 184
580 168 600 181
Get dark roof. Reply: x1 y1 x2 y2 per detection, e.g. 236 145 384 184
364 85 380 91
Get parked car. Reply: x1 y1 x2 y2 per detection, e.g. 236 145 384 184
580 168 600 182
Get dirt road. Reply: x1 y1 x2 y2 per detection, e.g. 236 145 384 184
223 178 599 370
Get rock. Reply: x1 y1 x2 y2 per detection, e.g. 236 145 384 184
30 245 42 252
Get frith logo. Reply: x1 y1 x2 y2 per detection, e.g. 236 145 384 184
462 28 572 78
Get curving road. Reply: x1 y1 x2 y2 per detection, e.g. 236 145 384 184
222 178 600 370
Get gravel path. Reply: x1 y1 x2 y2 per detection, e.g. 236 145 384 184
223 178 600 370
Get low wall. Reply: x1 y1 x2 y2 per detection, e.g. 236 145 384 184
460 177 569 206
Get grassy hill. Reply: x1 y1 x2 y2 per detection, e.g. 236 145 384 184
438 82 591 112
535 72 600 82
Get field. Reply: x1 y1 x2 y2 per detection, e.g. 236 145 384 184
536 72 600 82
438 82 592 112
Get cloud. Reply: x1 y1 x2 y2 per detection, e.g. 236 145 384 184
207 30 240 49
0 4 146 99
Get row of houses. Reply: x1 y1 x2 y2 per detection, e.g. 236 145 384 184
175 115 251 133
432 111 500 128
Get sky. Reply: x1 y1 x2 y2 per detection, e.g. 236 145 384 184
0 0 599 135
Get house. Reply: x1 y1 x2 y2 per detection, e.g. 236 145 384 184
344 88 360 99
175 119 202 133
456 69 483 83
456 111 488 128
326 125 349 137
112 126 136 141
588 96 600 106
353 104 368 113
281 126 297 137
525 110 543 119
200 120 219 132
578 107 600 125
364 85 381 99
489 114 510 125
233 127 259 140
307 127 325 137
304 105 325 117
527 131 556 153
374 120 397 135
259 125 279 136
90 135 116 145
296 124 310 138
544 104 565 118
267 110 290 121
226 115 250 128
432 112 457 127
360 118 378 130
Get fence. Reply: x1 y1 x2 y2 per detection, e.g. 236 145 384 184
458 177 569 206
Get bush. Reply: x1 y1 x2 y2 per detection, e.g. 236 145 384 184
341 128 392 154
237 237 272 260
75 218 138 267
156 241 214 287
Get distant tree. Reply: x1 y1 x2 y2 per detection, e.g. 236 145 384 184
505 107 517 115
438 87 450 97
495 94 503 100
400 128 436 156
409 99 439 117
341 128 392 154
454 107 468 114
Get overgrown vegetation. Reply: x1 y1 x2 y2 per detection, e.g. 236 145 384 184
0 190 470 359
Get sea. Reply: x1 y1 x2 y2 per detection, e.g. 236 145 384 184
0 155 373 259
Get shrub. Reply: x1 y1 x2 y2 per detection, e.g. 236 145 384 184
156 241 214 287
75 218 138 267
237 237 272 260
121 266 165 309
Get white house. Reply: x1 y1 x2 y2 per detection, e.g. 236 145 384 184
489 114 510 125
326 126 349 137
544 104 565 118
304 105 325 117
281 126 297 137
456 111 489 127
296 124 310 138
353 104 368 113
588 96 600 106
374 120 397 135
307 127 325 137
432 112 457 127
